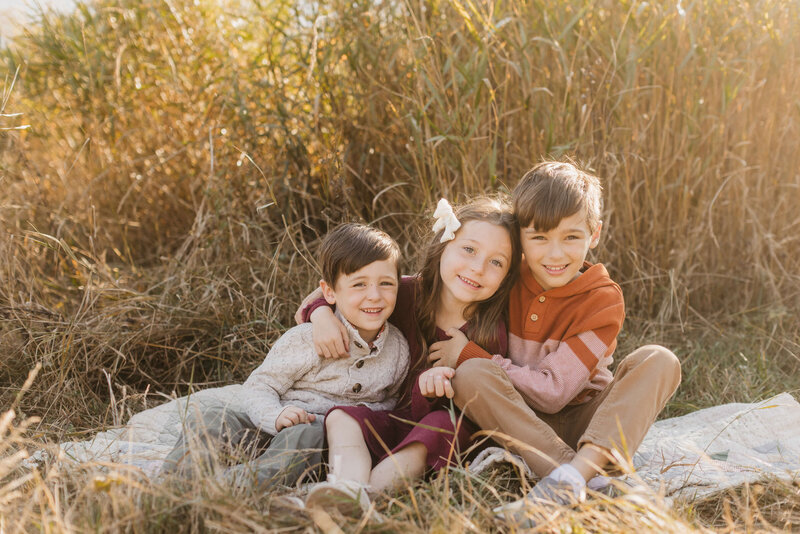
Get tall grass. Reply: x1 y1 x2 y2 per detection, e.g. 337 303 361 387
1 0 800 530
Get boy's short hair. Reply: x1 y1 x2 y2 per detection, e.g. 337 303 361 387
512 161 603 232
320 223 401 287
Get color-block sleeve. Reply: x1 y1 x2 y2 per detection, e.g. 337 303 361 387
495 296 624 413
456 341 494 366
242 328 317 434
455 320 508 367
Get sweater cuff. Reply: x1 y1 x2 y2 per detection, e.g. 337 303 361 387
456 341 493 367
301 298 333 323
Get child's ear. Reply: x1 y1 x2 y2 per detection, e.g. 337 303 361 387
320 279 337 305
589 221 603 249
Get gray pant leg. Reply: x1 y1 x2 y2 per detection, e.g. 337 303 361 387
162 403 268 477
224 418 325 488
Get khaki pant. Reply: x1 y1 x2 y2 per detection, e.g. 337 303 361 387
452 344 681 477
162 403 324 487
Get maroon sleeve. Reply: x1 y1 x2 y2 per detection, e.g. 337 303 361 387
300 297 331 323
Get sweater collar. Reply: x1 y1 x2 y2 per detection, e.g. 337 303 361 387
334 309 387 357
520 260 614 297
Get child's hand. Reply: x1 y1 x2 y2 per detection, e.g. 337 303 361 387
276 406 316 431
310 306 350 358
294 286 325 325
419 367 456 398
428 328 469 368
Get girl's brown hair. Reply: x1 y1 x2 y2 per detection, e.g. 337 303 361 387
415 196 521 359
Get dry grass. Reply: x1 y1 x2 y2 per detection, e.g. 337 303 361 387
678 477 800 533
2 0 800 531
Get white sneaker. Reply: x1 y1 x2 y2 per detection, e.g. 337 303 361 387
305 478 371 517
494 473 587 528
269 494 306 510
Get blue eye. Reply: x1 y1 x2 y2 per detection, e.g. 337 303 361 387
491 259 503 268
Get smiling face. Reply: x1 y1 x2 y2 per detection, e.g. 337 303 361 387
438 220 513 310
521 210 602 291
320 258 399 343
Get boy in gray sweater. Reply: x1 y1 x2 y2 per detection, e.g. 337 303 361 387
162 223 409 487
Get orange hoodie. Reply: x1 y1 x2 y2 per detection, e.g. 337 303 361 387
457 261 625 414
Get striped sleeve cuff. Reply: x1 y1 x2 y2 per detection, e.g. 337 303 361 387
456 341 493 367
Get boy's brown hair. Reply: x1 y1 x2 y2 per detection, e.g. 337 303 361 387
512 161 603 232
319 223 401 287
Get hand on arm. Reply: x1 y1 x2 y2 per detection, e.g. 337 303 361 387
418 366 456 398
428 328 469 368
275 405 316 431
310 306 350 358
293 284 350 358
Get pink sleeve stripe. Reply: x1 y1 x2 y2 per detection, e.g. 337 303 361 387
571 330 608 370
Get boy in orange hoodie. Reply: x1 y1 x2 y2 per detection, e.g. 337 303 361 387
430 162 681 518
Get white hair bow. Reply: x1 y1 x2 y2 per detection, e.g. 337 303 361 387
432 198 461 243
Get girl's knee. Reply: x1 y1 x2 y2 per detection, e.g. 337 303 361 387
324 409 357 432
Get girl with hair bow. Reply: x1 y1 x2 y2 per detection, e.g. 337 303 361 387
297 196 522 515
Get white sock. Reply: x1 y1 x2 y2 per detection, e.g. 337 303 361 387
587 475 611 491
546 463 586 488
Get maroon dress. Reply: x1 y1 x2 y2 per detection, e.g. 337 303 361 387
302 276 508 470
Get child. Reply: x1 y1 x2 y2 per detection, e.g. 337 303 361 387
161 223 410 488
297 197 521 513
443 162 681 521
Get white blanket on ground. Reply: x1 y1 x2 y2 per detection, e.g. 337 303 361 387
469 392 800 500
48 385 251 477
40 391 800 501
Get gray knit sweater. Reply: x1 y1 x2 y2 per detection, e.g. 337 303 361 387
243 311 409 435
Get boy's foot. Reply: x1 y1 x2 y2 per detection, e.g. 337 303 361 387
494 466 586 528
527 474 588 505
305 478 372 518
269 494 306 510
